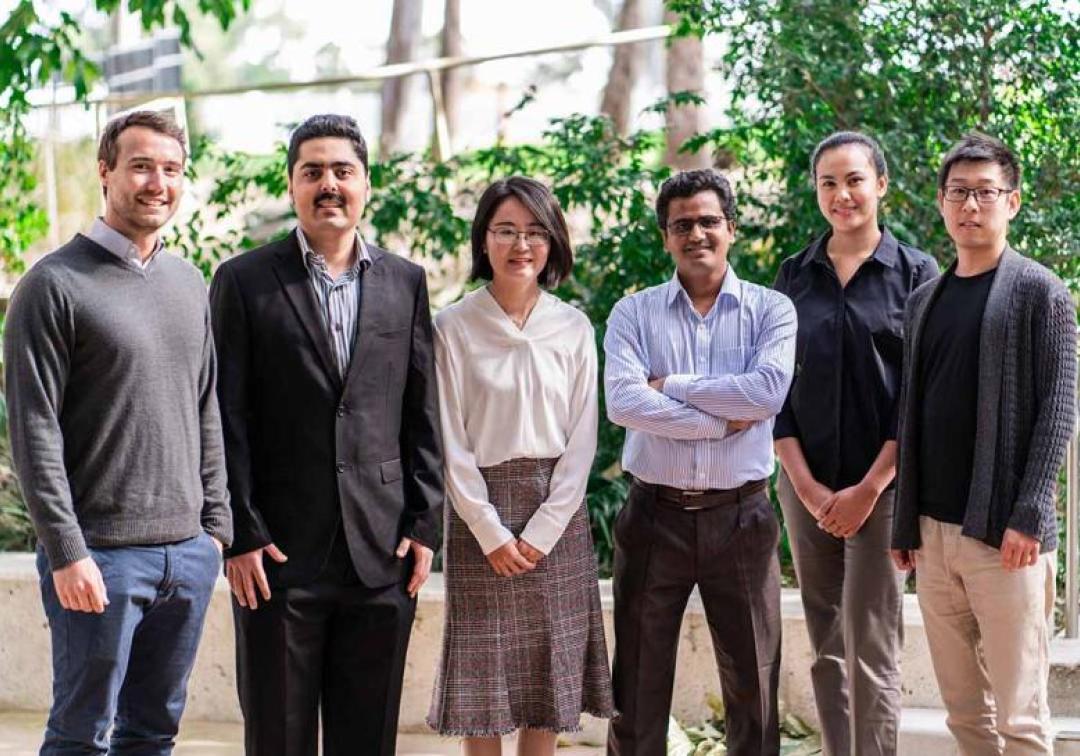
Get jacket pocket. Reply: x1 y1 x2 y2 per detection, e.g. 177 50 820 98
380 458 403 484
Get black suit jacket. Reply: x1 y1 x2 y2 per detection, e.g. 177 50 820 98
209 231 443 588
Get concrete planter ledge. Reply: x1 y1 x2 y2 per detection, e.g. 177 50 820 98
2 552 1077 743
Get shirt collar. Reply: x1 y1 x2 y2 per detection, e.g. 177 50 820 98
665 265 742 309
296 226 371 275
87 217 163 267
802 225 899 270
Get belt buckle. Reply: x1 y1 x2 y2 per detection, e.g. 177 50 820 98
681 489 705 511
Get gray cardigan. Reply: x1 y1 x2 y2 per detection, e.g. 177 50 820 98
893 247 1077 551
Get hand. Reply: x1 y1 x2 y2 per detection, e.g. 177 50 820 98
1000 528 1040 570
52 557 108 613
516 539 545 564
648 376 666 392
890 549 916 572
817 481 879 538
396 537 434 598
226 543 288 610
727 419 752 434
485 538 536 577
793 478 834 520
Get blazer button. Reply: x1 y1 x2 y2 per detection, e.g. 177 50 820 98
337 404 346 417
336 462 346 473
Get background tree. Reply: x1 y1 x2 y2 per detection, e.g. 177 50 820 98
662 6 710 169
440 0 465 149
600 0 649 136
380 0 422 156
669 0 1079 289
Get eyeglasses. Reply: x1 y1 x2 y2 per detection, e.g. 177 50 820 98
942 186 1013 204
666 215 729 236
487 227 551 247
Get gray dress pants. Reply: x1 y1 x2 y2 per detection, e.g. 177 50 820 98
776 470 905 756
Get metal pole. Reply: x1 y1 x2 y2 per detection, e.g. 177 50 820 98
1067 328 1080 638
427 69 452 163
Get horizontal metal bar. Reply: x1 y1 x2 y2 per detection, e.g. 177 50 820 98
31 25 673 109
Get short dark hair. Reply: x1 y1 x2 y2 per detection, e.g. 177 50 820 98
287 114 369 176
810 130 888 181
655 169 737 230
97 110 187 170
470 177 574 288
938 131 1021 191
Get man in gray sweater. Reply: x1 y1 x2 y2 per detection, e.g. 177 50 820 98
4 110 232 755
892 132 1077 754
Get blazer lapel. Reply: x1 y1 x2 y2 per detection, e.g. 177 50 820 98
343 244 387 390
271 232 342 390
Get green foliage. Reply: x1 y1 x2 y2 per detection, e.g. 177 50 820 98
668 0 1080 292
667 694 821 754
0 0 251 273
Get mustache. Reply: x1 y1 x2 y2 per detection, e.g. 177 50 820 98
314 192 345 206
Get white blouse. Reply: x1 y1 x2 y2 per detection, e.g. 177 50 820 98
434 286 598 556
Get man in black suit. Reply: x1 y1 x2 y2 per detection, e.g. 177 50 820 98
209 114 444 756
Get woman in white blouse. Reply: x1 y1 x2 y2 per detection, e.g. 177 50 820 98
427 177 613 754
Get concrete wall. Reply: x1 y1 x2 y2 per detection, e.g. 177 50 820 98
0 551 949 739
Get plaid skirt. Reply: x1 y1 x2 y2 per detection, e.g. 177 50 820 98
427 457 614 736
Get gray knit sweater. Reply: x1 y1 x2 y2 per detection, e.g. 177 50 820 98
893 247 1078 551
4 235 232 568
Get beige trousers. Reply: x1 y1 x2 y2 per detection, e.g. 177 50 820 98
915 516 1056 755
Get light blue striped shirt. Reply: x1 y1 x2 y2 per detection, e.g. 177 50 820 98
604 268 797 489
296 226 371 379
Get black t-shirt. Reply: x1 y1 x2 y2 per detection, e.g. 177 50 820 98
917 267 997 523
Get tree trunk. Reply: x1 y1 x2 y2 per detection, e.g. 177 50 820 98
600 0 647 136
663 8 709 170
380 0 422 156
440 0 465 148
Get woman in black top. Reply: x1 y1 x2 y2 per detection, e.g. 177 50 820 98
772 132 939 756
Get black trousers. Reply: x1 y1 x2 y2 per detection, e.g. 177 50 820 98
233 531 416 756
607 481 782 756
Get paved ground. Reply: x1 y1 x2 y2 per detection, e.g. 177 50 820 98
0 711 605 755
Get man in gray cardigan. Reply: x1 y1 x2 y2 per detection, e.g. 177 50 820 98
4 111 232 754
891 132 1077 754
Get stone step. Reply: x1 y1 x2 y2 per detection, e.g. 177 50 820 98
898 707 1080 755
1051 638 1080 716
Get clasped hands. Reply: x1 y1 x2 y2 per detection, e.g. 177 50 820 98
798 478 880 540
486 537 544 577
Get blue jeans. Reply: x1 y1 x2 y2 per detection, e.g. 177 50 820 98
36 533 221 755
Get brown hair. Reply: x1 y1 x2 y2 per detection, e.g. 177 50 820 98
97 110 187 170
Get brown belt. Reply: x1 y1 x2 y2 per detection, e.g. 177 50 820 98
630 476 767 511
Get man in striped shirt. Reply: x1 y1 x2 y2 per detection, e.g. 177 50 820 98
209 114 443 755
604 169 796 755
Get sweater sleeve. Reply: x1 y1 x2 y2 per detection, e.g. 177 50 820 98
196 301 233 547
3 268 86 569
520 323 598 555
1007 282 1078 540
435 323 514 555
